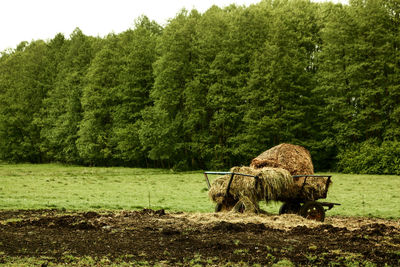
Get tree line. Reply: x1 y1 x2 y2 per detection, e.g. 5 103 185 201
1 0 399 174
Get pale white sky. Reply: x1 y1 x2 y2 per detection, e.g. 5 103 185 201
0 0 348 52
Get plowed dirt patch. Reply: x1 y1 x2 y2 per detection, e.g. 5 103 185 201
0 209 399 266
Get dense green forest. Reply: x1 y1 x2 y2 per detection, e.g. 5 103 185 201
1 0 399 174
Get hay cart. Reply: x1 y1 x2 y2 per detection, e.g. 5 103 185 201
204 171 340 222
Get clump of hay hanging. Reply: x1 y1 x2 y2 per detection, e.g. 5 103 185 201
208 166 297 213
250 143 314 176
292 176 331 201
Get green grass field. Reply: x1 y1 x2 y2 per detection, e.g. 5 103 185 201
0 163 399 219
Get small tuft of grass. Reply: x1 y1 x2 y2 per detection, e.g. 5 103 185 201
272 259 295 267
233 249 249 255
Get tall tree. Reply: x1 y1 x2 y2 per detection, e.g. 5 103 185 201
380 0 400 140
0 40 49 162
182 5 232 169
196 3 273 168
76 34 121 165
138 10 200 169
238 0 321 164
39 29 100 163
111 17 162 166
317 0 400 146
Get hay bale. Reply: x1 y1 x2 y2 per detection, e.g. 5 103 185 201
208 167 262 210
258 167 297 201
208 164 331 213
221 166 296 202
208 166 298 212
207 144 332 214
250 143 314 176
249 144 331 201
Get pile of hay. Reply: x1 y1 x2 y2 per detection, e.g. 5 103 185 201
249 143 330 201
208 166 298 212
208 144 331 213
292 176 331 201
208 167 261 212
250 143 314 175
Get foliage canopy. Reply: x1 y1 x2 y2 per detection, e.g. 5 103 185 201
1 0 399 174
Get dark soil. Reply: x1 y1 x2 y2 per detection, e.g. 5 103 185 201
0 209 399 266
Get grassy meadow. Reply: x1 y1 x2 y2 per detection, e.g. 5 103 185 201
0 163 399 219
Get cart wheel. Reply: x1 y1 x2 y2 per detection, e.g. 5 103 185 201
215 203 222 212
299 201 325 222
279 202 301 215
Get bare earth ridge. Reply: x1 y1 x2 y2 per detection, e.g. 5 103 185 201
0 209 399 266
